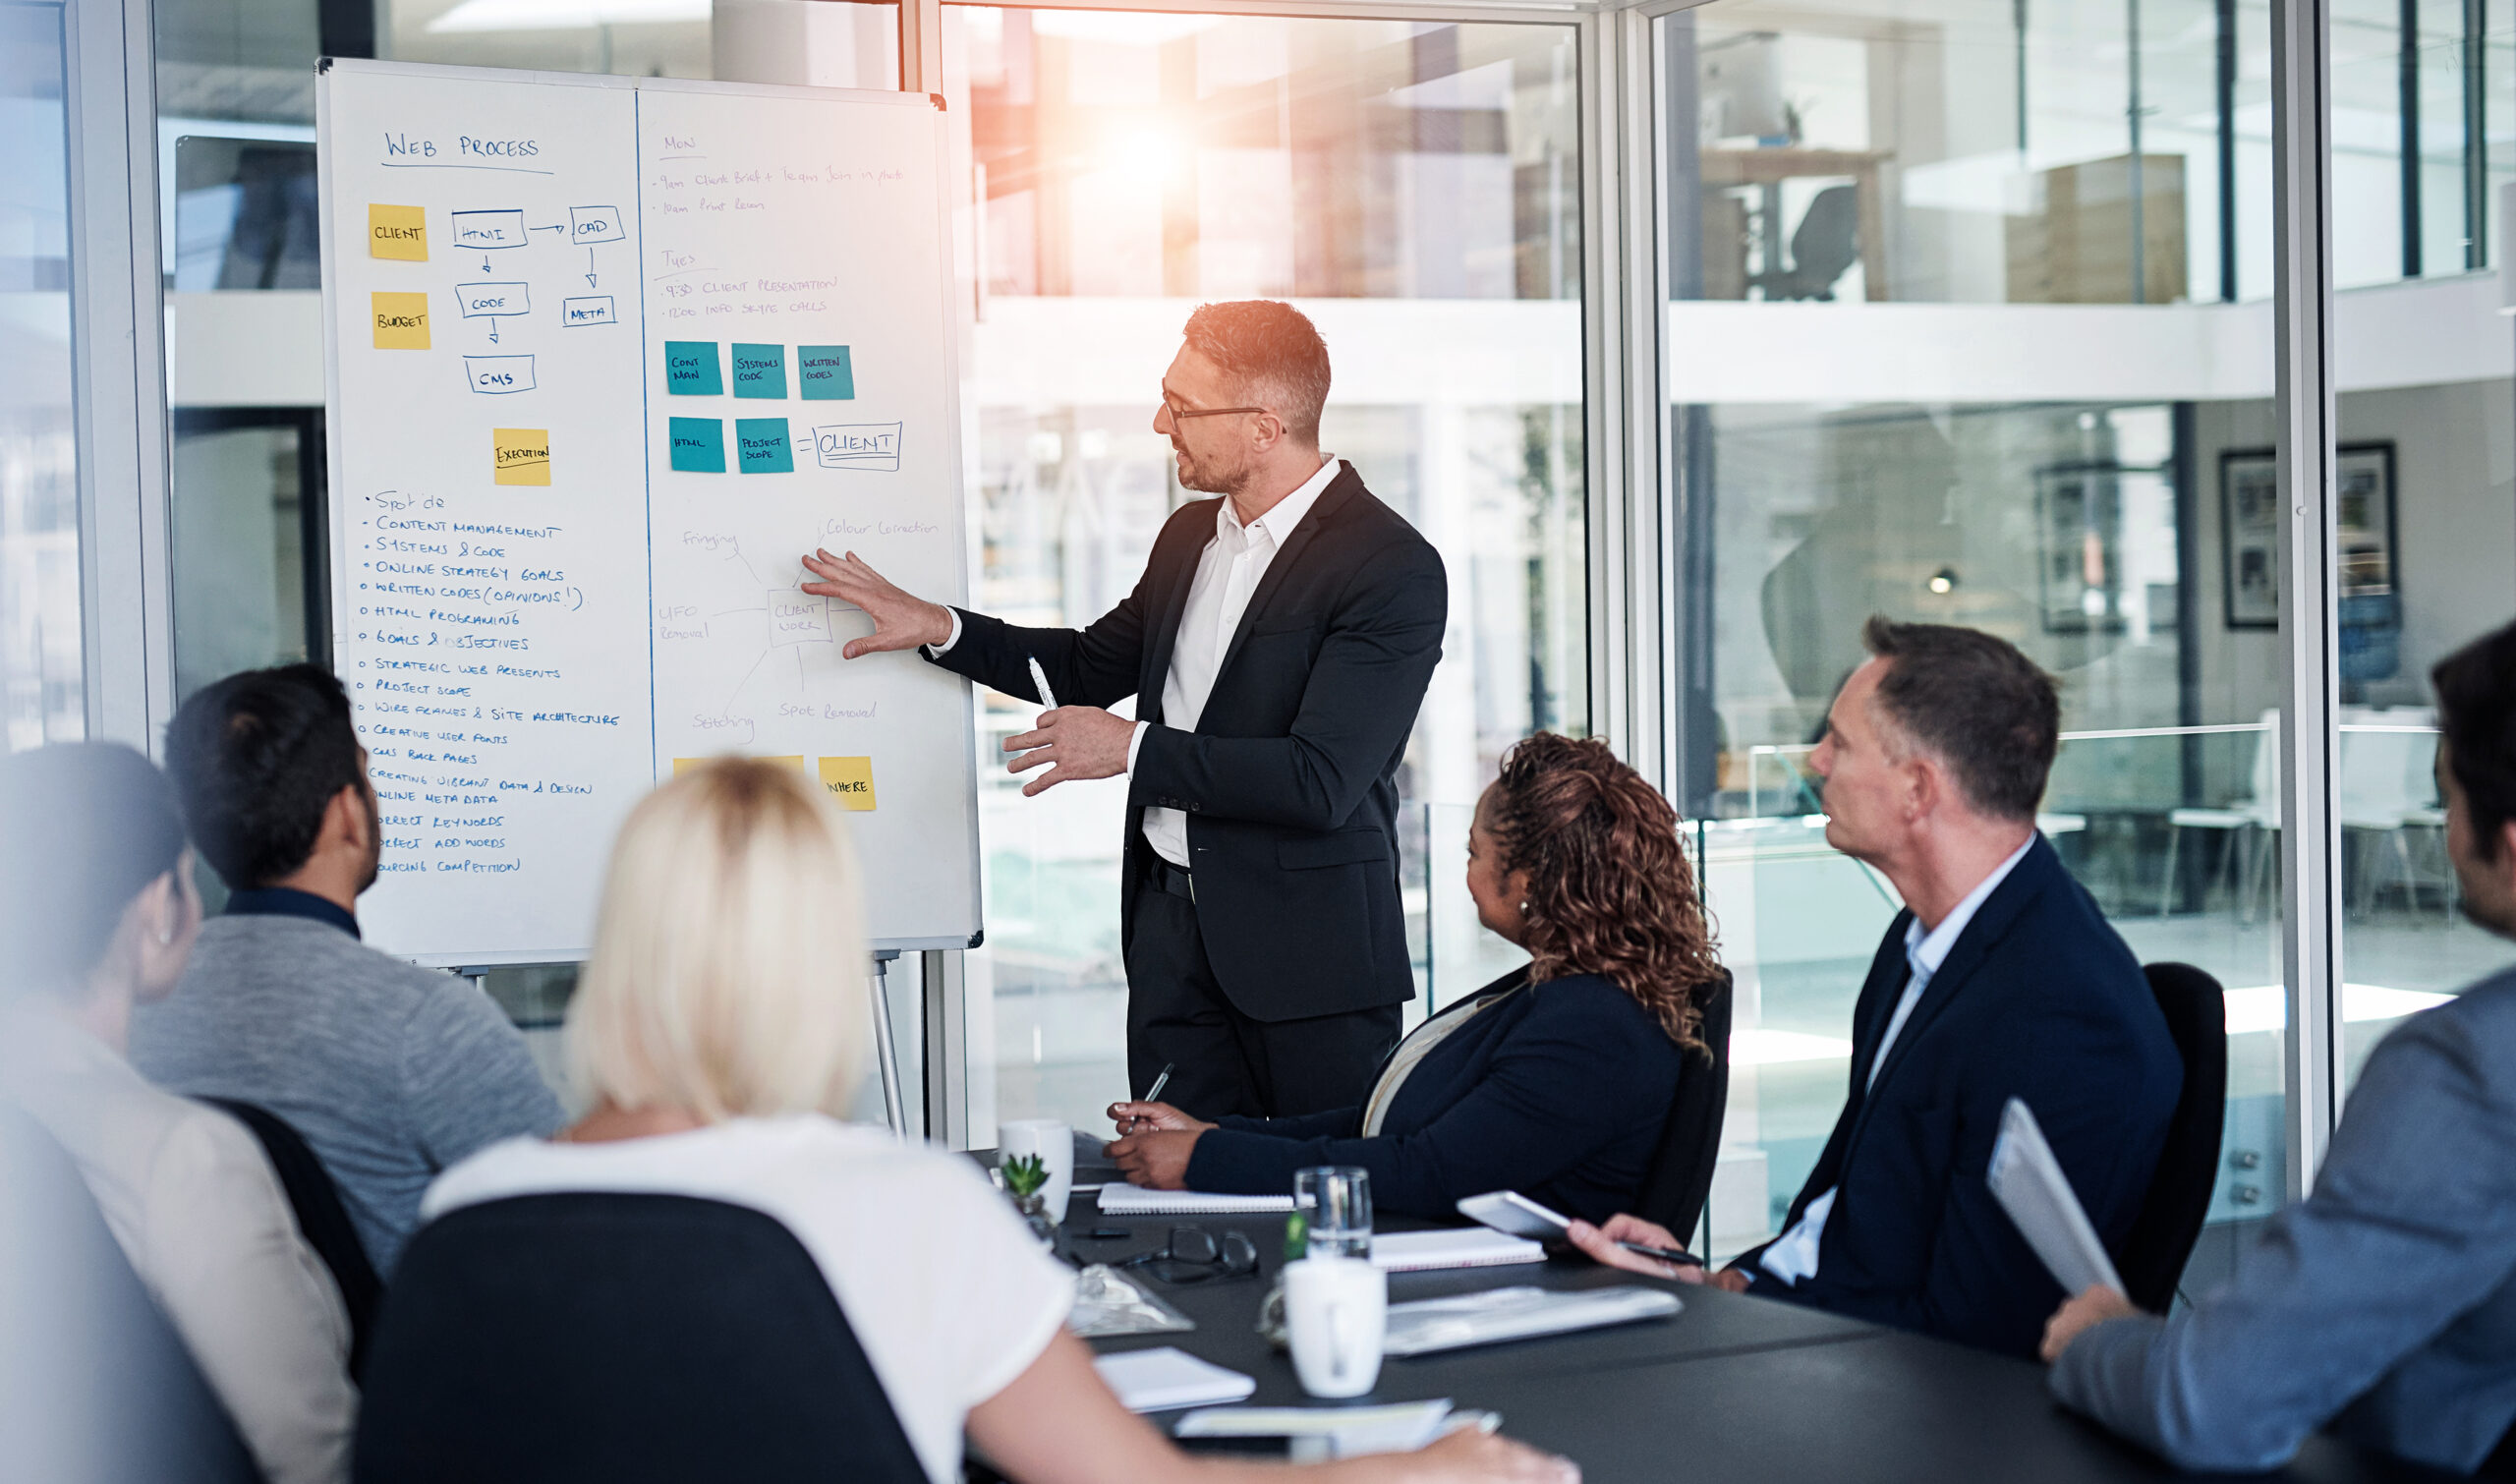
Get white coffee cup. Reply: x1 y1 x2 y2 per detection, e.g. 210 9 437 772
1285 1256 1386 1399
997 1118 1074 1215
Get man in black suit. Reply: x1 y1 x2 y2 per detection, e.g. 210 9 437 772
1572 618 2180 1359
800 302 1443 1119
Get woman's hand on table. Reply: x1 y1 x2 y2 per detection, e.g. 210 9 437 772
1104 1127 1202 1188
1391 1427 1579 1482
1107 1100 1211 1135
1565 1215 1725 1285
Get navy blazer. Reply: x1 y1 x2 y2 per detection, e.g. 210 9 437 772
925 464 1444 1023
1743 834 2180 1359
1181 970 1688 1223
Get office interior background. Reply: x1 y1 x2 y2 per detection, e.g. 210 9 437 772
6 0 2510 1273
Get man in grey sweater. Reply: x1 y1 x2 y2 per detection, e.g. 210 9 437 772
133 664 563 1276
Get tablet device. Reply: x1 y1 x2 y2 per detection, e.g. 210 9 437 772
1456 1190 1574 1242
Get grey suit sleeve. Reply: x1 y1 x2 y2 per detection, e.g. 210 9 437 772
400 979 567 1171
2049 1004 2516 1471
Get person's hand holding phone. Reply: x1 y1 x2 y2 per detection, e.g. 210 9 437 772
1566 1215 1715 1284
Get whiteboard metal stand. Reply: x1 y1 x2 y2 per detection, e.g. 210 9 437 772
869 950 908 1138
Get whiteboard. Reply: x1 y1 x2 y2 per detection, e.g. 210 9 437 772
315 58 981 965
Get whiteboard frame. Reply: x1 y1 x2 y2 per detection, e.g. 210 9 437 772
315 57 984 964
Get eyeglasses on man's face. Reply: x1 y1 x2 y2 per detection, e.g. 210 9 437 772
1161 392 1269 425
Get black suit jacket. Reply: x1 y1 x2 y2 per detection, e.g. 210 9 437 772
1741 834 2182 1359
925 462 1444 1022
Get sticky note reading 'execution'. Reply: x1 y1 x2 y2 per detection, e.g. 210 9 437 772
735 418 792 474
493 428 550 486
798 345 854 400
664 341 721 395
668 418 725 473
819 756 876 810
371 292 429 349
369 204 427 260
732 343 787 399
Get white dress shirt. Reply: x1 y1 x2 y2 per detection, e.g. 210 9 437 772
1755 835 2036 1286
0 1003 356 1484
933 454 1341 869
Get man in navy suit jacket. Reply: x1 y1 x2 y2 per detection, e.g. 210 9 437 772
1575 617 2180 1360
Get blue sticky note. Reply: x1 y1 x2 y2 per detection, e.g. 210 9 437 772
663 341 721 395
731 343 787 399
734 418 792 473
667 418 724 473
797 345 854 400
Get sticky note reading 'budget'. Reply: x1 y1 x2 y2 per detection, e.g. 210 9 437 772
798 345 854 400
735 418 792 474
667 418 725 473
664 341 722 395
819 756 876 810
732 343 788 399
371 292 429 349
493 428 550 485
369 204 427 261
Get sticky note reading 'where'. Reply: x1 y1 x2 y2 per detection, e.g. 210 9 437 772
798 345 854 400
819 757 876 810
493 428 550 485
371 292 429 349
732 343 787 399
668 417 725 473
664 341 721 395
735 418 792 474
369 204 427 260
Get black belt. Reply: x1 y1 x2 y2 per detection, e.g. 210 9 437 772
1147 857 1195 902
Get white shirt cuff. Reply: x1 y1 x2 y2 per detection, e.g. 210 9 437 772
923 607 962 657
1125 721 1147 775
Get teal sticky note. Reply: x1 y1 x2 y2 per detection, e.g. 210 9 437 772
668 418 724 473
797 345 854 400
734 418 792 473
731 343 787 399
663 341 721 395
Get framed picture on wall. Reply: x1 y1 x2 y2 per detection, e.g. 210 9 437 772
2034 462 2125 633
2218 443 2398 631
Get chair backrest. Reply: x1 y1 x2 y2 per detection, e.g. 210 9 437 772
354 1192 929 1484
204 1099 381 1377
2247 707 2280 805
1631 970 1734 1242
2337 724 2425 820
2115 963 2231 1312
0 1106 258 1484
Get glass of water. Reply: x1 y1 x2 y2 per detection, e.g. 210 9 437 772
1293 1166 1372 1260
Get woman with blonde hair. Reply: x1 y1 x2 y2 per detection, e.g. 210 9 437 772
425 758 1572 1484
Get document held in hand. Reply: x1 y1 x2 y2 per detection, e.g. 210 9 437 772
1987 1096 2127 1296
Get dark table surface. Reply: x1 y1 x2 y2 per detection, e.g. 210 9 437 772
1019 1150 2446 1484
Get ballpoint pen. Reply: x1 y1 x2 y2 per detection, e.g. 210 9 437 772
1025 656 1058 711
1618 1239 1702 1268
1124 1062 1175 1133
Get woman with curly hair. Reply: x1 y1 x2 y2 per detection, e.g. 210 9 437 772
1106 732 1726 1224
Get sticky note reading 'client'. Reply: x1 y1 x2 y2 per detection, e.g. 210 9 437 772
668 418 725 473
493 428 550 485
371 292 429 349
819 756 876 810
798 345 854 400
732 343 787 399
735 418 793 474
369 204 427 260
664 341 721 395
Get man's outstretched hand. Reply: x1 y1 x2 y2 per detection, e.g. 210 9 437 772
799 548 954 659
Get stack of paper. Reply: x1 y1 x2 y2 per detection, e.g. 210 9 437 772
1099 1186 1295 1215
1368 1227 1547 1273
1093 1347 1259 1412
1175 1400 1469 1458
1986 1097 2126 1296
1380 1285 1681 1356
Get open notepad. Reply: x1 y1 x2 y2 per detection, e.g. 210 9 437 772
1099 1186 1295 1216
1093 1347 1258 1412
1368 1227 1546 1273
1987 1096 2127 1296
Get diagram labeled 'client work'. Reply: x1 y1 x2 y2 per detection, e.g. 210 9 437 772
658 338 901 475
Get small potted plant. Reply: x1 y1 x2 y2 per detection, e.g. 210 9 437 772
1001 1153 1058 1247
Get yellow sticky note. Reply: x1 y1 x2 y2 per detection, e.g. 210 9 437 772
818 756 876 811
369 204 428 260
493 428 550 486
372 292 429 350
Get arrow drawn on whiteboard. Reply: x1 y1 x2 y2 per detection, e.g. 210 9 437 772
585 247 599 287
531 224 564 234
487 320 499 344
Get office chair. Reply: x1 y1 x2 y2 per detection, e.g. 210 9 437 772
0 1106 258 1484
205 1100 381 1377
2114 963 2230 1312
1749 185 1861 301
354 1193 927 1484
1631 970 1734 1242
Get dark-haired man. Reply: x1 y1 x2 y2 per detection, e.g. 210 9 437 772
2041 618 2516 1475
132 663 562 1275
1573 617 2180 1359
801 301 1444 1120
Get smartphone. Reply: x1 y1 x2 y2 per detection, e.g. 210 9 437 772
1456 1190 1574 1242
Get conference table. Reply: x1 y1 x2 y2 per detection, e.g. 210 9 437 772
1025 1148 2446 1483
